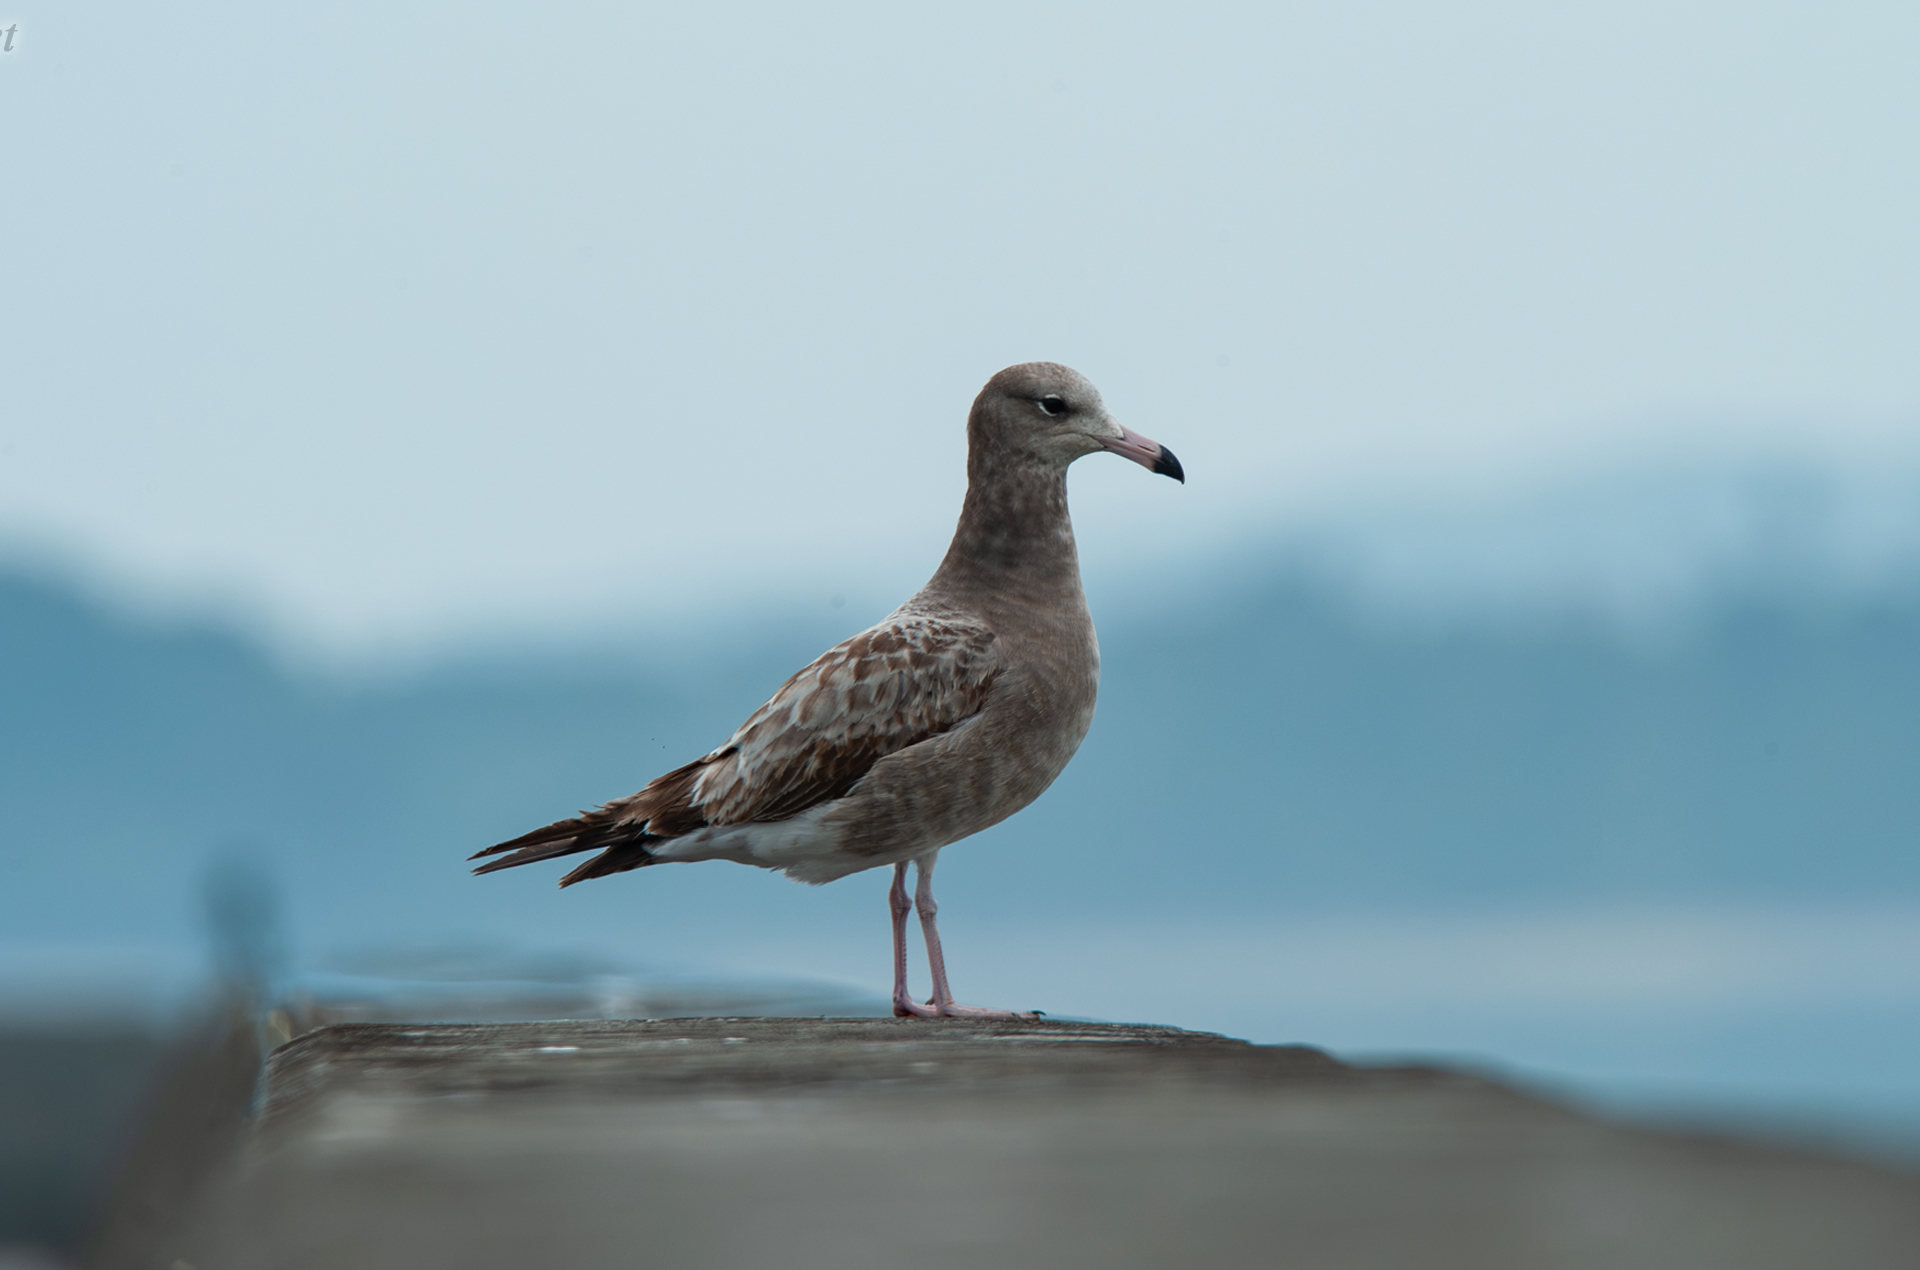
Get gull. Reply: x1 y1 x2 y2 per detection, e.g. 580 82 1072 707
471 363 1183 1018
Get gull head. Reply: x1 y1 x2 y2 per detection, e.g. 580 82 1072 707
970 362 1184 484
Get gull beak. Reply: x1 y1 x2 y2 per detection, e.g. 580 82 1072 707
1100 424 1185 484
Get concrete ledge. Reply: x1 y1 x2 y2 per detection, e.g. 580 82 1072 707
262 1016 1353 1118
149 1018 1920 1270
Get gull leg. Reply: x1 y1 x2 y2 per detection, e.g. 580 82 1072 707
890 862 938 1018
912 853 1038 1020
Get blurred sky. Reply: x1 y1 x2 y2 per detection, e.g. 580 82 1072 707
3 1 1918 662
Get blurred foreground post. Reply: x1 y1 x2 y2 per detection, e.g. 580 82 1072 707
82 853 285 1270
107 1017 1920 1270
82 1005 259 1270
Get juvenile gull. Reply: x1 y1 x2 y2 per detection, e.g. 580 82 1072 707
471 363 1183 1017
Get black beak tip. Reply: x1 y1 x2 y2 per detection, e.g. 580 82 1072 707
1153 446 1185 484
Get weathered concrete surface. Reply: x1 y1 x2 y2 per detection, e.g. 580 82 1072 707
158 1017 1919 1270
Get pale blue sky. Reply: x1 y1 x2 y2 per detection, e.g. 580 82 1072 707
3 1 1917 659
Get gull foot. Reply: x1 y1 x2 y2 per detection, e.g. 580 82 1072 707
894 997 1043 1020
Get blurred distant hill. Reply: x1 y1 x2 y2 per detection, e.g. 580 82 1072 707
4 558 1919 965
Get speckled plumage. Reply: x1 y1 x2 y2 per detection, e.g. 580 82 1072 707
471 363 1182 1013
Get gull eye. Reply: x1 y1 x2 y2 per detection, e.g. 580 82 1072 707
1037 394 1068 417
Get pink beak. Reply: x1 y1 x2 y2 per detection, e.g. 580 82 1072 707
1099 424 1185 483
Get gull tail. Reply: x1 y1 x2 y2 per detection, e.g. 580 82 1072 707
467 811 656 884
468 756 715 887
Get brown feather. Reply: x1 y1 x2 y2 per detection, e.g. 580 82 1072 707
469 755 717 878
694 614 1000 826
471 612 1001 884
558 841 658 886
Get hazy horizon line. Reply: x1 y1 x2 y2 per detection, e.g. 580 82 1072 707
9 447 1920 676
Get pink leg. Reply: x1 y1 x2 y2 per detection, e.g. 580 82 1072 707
904 853 1038 1020
889 863 929 1018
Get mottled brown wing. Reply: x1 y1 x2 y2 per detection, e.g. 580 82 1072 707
469 610 1000 885
694 611 1001 825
